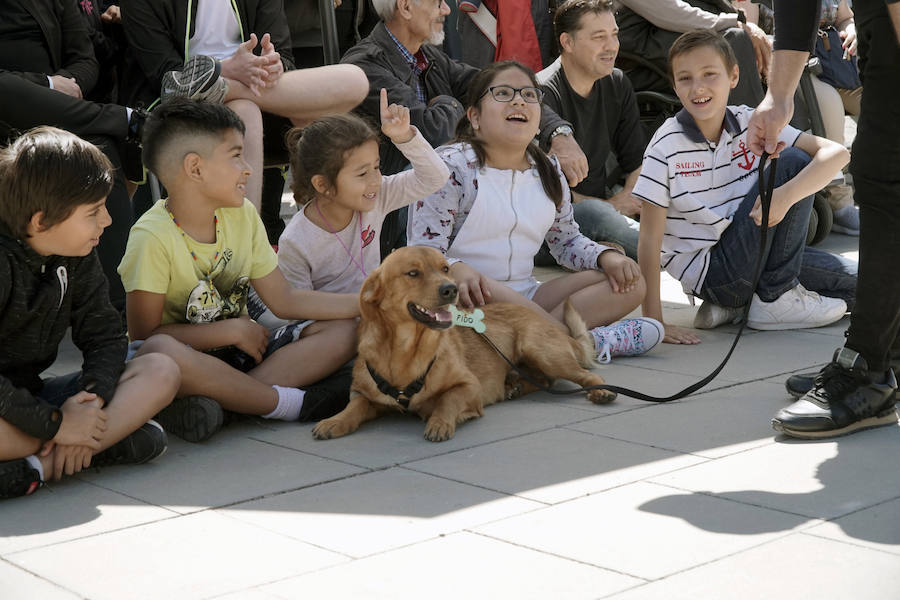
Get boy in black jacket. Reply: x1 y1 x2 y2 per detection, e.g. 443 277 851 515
0 127 180 500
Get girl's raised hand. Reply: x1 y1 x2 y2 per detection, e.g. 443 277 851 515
380 88 414 144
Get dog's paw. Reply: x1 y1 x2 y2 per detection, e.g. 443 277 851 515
312 417 354 440
587 388 617 405
423 418 455 442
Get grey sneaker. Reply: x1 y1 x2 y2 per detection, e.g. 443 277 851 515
92 420 167 467
773 347 899 439
693 301 743 329
154 396 224 443
161 55 228 103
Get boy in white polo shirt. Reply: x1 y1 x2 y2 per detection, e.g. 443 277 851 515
635 30 857 344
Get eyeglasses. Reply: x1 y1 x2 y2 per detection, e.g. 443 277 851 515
480 85 544 104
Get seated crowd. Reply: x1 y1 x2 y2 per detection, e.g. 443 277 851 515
0 0 873 500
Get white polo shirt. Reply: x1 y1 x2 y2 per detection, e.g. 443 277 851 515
633 105 802 295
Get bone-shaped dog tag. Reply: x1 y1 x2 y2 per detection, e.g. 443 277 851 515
449 305 486 333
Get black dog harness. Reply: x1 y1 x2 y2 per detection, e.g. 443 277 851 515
366 358 436 408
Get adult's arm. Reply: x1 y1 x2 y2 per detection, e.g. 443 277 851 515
56 0 100 93
120 0 186 86
0 262 61 440
246 0 296 71
746 0 821 155
891 1 900 44
618 0 738 33
69 253 127 407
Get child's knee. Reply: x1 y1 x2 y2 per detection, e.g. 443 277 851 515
775 147 812 176
0 418 42 459
140 353 181 396
140 334 189 361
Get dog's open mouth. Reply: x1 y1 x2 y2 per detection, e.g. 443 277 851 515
408 302 453 329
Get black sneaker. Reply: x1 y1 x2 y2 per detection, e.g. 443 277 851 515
772 347 899 439
122 107 148 182
92 420 167 467
298 370 352 422
161 55 228 103
785 371 821 398
0 459 41 500
154 396 225 443
786 368 900 399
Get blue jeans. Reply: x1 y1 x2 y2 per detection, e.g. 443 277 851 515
699 147 857 309
535 198 640 265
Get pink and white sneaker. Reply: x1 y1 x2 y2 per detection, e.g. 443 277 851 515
590 318 664 363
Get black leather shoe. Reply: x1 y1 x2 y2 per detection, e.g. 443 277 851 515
773 347 899 439
785 371 818 398
786 367 899 399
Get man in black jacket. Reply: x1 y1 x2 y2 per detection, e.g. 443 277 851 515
0 127 179 499
757 0 900 439
0 0 145 313
343 0 588 257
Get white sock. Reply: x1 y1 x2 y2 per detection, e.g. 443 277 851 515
25 454 44 481
263 386 305 421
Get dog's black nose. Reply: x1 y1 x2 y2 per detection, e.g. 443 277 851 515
438 282 458 302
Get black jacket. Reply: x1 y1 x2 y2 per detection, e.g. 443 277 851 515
341 22 570 175
0 225 127 441
0 0 99 94
119 0 296 108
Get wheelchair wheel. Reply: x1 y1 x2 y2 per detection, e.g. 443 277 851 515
806 192 833 246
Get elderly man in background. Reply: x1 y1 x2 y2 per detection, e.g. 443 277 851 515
342 0 587 257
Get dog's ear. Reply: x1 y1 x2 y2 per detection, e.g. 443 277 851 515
359 267 384 320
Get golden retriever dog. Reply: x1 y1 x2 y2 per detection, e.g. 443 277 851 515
312 246 616 442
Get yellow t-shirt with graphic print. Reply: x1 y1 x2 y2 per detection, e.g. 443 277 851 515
118 198 278 326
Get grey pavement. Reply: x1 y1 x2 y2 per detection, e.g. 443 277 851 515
4 229 898 599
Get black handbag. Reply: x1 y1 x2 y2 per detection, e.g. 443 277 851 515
814 27 861 90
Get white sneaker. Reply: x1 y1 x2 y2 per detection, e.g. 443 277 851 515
590 317 664 363
693 301 743 329
747 285 847 330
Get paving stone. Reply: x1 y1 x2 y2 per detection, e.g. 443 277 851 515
0 478 174 554
0 560 80 599
607 533 900 600
250 399 601 470
75 431 363 514
407 428 704 504
567 380 786 458
806 495 900 555
474 481 806 580
260 532 640 599
7 511 346 600
220 467 542 558
650 425 900 520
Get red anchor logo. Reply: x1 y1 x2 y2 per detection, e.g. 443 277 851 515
733 140 756 171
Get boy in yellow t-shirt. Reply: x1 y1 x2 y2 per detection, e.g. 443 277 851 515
118 99 360 442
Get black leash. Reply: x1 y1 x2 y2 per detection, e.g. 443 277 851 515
479 152 778 403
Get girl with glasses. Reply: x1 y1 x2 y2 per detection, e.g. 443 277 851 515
408 61 663 363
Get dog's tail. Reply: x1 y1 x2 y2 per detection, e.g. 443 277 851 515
562 300 598 369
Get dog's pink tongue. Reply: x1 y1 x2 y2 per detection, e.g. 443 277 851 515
434 309 452 323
